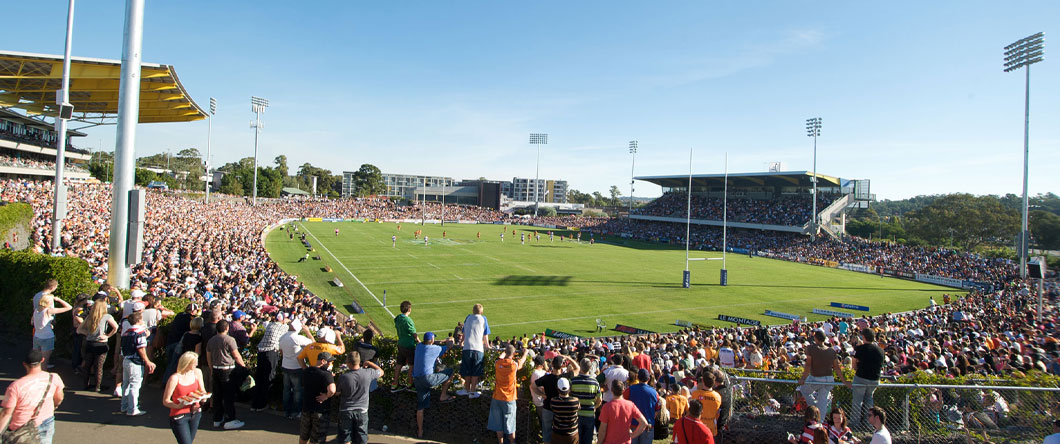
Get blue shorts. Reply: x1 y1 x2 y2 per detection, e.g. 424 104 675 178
33 336 55 352
460 349 484 377
413 368 453 410
487 398 517 435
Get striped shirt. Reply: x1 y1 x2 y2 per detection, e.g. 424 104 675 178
550 395 581 435
570 374 601 418
257 321 287 352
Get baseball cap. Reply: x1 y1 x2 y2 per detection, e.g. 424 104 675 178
186 303 200 312
557 377 571 392
424 332 436 342
232 310 245 320
130 289 145 299
132 302 145 312
638 368 651 382
317 352 336 363
290 319 303 332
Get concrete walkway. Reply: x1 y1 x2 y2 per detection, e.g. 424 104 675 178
0 338 446 444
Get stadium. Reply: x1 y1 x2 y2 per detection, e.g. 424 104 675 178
0 4 1057 444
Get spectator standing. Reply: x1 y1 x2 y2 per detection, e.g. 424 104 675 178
228 310 256 349
299 352 336 444
119 311 155 416
867 407 891 444
598 380 649 444
279 319 313 420
459 303 490 398
717 340 737 368
413 332 456 439
625 368 660 444
690 372 721 436
601 355 630 403
712 368 734 432
335 351 383 444
632 346 651 371
534 355 580 444
162 352 207 444
848 328 885 428
0 351 64 444
164 303 199 380
487 344 530 444
392 301 418 392
31 279 58 308
550 378 581 444
570 357 602 444
298 327 345 368
205 319 246 430
671 400 714 444
799 330 845 418
76 296 117 391
251 313 287 411
32 293 72 370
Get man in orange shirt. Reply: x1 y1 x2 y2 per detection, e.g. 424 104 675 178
689 371 722 436
488 344 530 444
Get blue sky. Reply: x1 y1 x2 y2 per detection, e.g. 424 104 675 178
7 1 1059 199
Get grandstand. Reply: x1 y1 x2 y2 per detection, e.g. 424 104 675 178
0 108 91 181
633 171 873 239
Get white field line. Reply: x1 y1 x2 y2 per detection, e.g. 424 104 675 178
301 223 395 318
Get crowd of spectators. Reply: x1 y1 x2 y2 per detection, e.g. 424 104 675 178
4 177 1060 443
0 154 88 173
633 192 836 227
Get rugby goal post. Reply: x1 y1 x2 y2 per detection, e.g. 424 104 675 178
683 257 725 288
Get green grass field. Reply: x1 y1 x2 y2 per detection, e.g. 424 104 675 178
265 221 960 338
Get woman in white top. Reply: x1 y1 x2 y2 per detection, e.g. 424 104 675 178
32 293 73 369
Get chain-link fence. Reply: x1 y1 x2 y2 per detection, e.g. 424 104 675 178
731 376 1060 444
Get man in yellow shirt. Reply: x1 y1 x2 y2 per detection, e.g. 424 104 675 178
689 371 721 436
297 327 346 368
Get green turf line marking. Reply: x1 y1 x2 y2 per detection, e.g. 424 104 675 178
300 223 395 318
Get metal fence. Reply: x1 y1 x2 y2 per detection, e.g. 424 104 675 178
731 376 1060 444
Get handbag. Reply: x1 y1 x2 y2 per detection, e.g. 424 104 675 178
2 373 54 444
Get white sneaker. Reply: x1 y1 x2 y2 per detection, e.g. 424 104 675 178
223 420 245 430
113 387 121 397
456 389 469 396
126 411 146 417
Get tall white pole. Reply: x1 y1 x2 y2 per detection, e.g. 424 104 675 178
441 178 445 226
534 145 541 217
1019 65 1031 278
723 153 728 270
812 131 817 241
629 141 636 215
107 0 145 289
50 0 75 253
685 147 692 272
205 98 213 203
252 111 260 205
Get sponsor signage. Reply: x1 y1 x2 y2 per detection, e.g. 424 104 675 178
830 302 870 312
965 281 993 292
614 324 655 335
812 308 854 318
718 314 761 326
545 328 581 339
764 310 801 321
914 273 967 289
838 263 874 274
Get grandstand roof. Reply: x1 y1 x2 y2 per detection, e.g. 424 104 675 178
0 50 207 124
635 171 841 188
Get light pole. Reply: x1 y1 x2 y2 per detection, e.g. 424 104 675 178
107 0 146 288
529 133 548 216
205 97 215 203
250 96 268 205
50 0 76 253
806 117 822 241
1004 32 1044 279
629 140 637 215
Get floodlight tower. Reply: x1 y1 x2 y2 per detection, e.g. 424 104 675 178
1004 32 1044 279
205 97 215 203
629 140 637 215
529 133 548 216
806 117 822 241
250 96 268 205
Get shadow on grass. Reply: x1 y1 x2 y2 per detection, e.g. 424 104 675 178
494 275 572 286
570 279 943 292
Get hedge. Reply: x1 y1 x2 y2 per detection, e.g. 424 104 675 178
0 249 97 355
0 202 33 245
